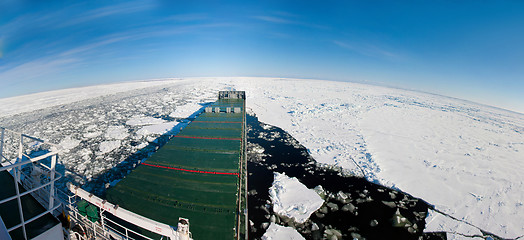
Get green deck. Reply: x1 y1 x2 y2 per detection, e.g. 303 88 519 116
106 98 247 240
0 169 60 240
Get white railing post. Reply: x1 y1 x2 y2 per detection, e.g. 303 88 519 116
48 154 57 210
15 133 28 240
17 134 23 182
100 209 106 237
0 128 4 162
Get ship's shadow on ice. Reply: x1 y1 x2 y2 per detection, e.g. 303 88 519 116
246 114 446 240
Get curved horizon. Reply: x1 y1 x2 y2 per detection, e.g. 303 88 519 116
1 1 523 112
1 76 523 115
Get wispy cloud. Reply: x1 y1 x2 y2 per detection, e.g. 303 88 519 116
59 36 132 57
0 57 78 87
57 18 231 58
272 11 299 18
1 19 234 84
0 38 4 58
1 12 60 37
59 0 155 27
253 16 295 24
1 1 154 40
252 15 328 30
333 40 402 60
267 32 292 39
164 13 207 22
0 0 242 95
0 34 134 90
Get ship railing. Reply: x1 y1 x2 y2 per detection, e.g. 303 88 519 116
235 100 248 240
65 184 191 240
0 127 62 240
63 192 158 240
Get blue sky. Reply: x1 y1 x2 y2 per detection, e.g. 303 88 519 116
1 1 523 113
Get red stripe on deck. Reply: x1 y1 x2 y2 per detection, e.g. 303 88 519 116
141 163 240 176
192 121 243 123
174 135 241 141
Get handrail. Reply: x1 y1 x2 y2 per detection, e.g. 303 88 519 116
0 127 61 149
69 213 112 240
20 134 44 143
0 151 58 172
102 213 155 240
68 183 183 239
0 168 62 204
0 127 62 239
64 190 184 240
7 203 61 232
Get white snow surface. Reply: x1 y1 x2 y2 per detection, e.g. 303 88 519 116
98 140 121 154
262 223 305 240
58 136 81 152
425 209 484 240
135 122 179 136
126 116 166 126
105 126 128 140
231 78 524 239
169 102 203 118
0 79 182 118
0 77 523 238
269 172 324 223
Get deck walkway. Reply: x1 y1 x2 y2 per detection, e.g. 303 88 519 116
106 96 247 239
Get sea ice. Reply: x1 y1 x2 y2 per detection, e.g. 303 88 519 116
425 209 483 240
59 136 81 152
169 102 203 119
136 122 179 136
98 140 121 154
269 172 324 224
126 116 166 126
0 79 183 118
105 126 128 140
228 77 524 238
261 222 305 240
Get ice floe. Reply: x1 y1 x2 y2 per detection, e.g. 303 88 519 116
126 116 166 126
98 140 121 154
269 172 324 224
261 223 305 240
136 122 179 136
105 126 128 140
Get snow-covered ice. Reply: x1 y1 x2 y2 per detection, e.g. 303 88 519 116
425 209 484 239
0 77 522 238
230 78 524 239
169 102 203 118
0 79 217 185
99 140 121 154
269 172 324 223
135 122 179 136
105 126 128 140
59 136 81 152
126 116 166 126
0 79 183 118
261 223 305 240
